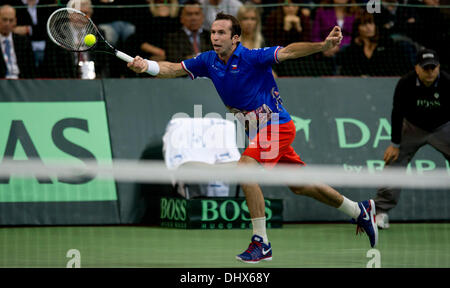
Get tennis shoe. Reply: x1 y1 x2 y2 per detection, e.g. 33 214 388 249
236 235 272 263
352 200 378 248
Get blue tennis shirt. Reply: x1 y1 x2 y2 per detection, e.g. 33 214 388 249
181 43 291 125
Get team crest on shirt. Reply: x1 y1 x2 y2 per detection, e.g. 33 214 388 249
271 87 283 111
230 64 239 73
434 92 439 99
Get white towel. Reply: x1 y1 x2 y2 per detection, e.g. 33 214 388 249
163 117 241 170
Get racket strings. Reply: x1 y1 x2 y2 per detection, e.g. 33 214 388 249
48 10 97 52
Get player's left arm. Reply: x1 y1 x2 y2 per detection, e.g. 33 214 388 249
127 56 187 78
277 26 343 62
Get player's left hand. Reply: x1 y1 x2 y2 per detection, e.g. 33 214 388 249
323 26 343 51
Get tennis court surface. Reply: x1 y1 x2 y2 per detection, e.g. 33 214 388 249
1 223 449 268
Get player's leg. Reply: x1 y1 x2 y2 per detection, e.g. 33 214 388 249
236 155 272 263
277 146 359 215
238 155 267 238
235 121 293 263
289 182 378 247
289 184 344 208
279 146 378 247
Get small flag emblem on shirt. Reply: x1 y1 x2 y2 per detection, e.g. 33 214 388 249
231 65 237 70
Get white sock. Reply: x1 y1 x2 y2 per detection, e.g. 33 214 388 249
252 217 269 244
337 196 361 219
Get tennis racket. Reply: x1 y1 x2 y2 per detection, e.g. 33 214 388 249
46 7 139 67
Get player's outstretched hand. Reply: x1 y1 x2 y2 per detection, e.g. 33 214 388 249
323 26 343 51
127 56 148 74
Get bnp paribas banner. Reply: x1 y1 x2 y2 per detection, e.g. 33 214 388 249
0 80 119 225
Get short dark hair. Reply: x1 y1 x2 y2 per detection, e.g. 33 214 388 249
182 0 201 9
181 0 202 15
352 11 379 44
214 12 241 38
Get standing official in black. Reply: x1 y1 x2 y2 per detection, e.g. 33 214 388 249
374 49 450 229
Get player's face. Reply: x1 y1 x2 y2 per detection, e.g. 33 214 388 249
415 64 440 86
210 20 238 58
0 7 17 36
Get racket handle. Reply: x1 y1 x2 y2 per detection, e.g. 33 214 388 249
115 50 134 63
116 49 158 75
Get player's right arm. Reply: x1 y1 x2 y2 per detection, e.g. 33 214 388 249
127 56 187 78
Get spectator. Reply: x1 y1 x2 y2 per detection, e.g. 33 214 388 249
412 0 450 71
0 5 36 79
92 0 142 47
312 0 359 48
128 0 180 62
237 5 264 49
338 11 412 76
373 0 417 41
372 0 418 67
264 0 311 47
148 0 179 17
164 0 212 63
264 0 313 76
238 4 278 77
200 0 242 30
9 0 54 71
41 0 110 78
310 0 359 75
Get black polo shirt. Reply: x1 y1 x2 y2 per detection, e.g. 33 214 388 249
391 70 450 144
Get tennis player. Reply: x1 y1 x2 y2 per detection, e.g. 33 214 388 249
128 12 378 263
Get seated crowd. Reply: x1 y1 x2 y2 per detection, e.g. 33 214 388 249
1 0 449 79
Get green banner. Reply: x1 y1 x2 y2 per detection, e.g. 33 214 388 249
0 102 117 202
159 197 283 229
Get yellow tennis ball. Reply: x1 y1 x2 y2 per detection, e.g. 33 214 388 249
84 34 96 46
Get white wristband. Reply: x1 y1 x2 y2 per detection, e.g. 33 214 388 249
146 60 160 76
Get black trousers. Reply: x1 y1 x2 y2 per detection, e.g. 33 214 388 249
374 119 450 213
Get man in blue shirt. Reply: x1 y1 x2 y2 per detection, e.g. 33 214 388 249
128 12 378 263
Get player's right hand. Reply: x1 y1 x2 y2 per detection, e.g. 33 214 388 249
383 145 400 165
127 56 148 73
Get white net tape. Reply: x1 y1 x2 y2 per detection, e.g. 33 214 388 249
0 158 448 189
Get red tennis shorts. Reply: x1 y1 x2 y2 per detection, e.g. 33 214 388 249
242 120 305 168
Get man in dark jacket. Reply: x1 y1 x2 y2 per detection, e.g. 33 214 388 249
0 5 36 79
375 49 450 229
164 0 212 63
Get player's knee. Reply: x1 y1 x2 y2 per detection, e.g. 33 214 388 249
238 155 259 166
